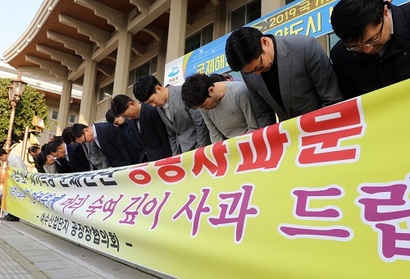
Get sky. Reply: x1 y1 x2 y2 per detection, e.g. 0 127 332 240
0 0 43 58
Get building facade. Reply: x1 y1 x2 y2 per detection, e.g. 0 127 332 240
3 0 331 133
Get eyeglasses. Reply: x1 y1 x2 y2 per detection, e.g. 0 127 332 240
345 17 384 52
243 54 264 75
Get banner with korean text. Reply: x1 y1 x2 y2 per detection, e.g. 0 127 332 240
2 79 410 278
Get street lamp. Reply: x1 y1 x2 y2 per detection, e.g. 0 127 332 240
3 73 27 153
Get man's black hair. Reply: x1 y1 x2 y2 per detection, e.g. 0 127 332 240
111 94 134 115
209 73 227 83
28 146 40 154
105 109 116 124
133 75 161 102
225 27 264 71
71 123 87 139
36 151 47 168
181 73 213 109
61 126 74 145
46 140 63 154
331 0 386 44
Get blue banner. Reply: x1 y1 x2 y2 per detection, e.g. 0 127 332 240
165 0 410 85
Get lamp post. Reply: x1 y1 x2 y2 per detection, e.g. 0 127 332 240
3 73 27 153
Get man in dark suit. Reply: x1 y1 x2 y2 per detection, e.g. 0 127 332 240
111 94 172 162
225 27 343 127
105 108 144 164
71 122 134 168
47 140 90 173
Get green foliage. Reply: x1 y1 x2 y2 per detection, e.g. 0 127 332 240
0 78 49 146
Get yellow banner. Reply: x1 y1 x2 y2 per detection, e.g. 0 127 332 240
3 79 410 278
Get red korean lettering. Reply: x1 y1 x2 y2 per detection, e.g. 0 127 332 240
236 124 290 172
191 142 229 178
154 156 186 184
128 163 152 186
297 99 365 166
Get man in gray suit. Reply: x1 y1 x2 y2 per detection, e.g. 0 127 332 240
133 75 211 155
225 27 343 127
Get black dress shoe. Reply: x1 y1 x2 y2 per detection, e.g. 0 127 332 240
2 214 19 221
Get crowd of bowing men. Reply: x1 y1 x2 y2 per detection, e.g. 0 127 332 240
32 0 410 173
31 73 235 174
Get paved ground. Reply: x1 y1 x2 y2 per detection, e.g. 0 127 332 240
0 220 167 279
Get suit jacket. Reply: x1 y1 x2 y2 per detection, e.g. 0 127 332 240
118 118 144 164
139 103 172 162
93 122 133 167
242 35 343 125
157 85 211 155
330 2 410 99
82 141 110 170
33 157 45 173
56 143 90 173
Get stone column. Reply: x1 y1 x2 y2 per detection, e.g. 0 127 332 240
113 30 132 96
56 79 72 134
262 0 285 16
78 59 97 124
165 0 188 63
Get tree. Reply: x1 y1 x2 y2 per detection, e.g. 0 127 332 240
0 77 49 147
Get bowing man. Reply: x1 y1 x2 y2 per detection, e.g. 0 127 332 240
47 139 90 173
71 122 134 168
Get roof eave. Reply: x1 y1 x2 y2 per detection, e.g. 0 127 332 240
3 0 59 65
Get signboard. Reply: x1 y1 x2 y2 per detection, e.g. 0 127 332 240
3 79 410 278
164 0 410 85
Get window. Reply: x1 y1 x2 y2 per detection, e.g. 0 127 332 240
230 0 261 31
98 83 113 101
128 56 158 86
68 114 76 124
51 110 58 120
185 24 213 54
